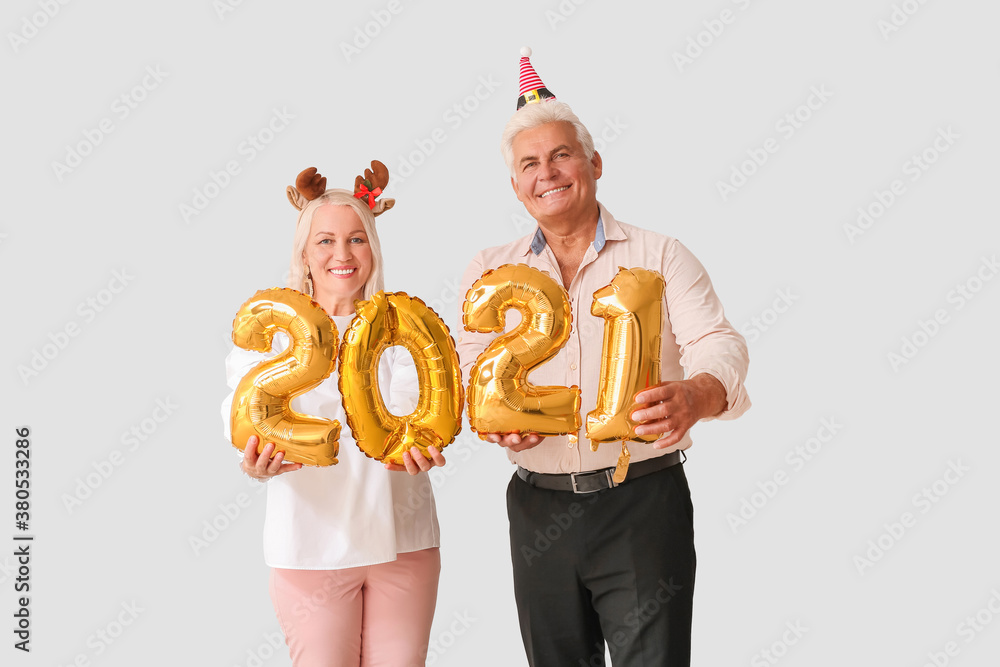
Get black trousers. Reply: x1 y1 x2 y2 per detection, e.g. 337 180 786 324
507 463 696 667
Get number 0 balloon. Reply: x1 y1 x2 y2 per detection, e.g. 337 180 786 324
339 292 464 465
229 288 341 466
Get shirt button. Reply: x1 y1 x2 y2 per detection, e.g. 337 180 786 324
570 363 578 370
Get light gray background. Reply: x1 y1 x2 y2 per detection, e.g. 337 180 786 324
3 1 999 665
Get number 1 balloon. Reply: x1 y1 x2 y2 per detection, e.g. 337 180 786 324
586 267 666 445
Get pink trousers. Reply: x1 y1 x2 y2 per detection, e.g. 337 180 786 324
269 548 441 667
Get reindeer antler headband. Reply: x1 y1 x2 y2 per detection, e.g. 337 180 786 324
285 160 395 216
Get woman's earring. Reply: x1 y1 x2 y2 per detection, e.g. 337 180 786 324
305 268 314 297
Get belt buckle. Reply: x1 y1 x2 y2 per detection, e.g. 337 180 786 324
570 468 617 494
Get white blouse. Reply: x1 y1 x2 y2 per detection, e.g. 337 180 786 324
221 315 440 570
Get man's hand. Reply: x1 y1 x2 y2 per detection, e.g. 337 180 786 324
383 446 447 475
631 374 727 452
485 433 546 452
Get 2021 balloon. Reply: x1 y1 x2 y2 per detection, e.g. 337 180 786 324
229 288 341 466
229 267 666 464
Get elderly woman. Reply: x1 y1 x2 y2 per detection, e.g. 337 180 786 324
222 163 444 667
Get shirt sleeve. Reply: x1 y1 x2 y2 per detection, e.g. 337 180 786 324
662 239 751 421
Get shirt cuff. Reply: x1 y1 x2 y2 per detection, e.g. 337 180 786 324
689 367 751 421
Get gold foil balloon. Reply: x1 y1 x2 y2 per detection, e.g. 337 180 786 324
463 263 581 437
586 267 666 446
230 288 341 466
339 292 464 465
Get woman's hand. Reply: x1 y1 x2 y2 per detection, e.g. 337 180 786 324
384 446 446 475
241 435 303 481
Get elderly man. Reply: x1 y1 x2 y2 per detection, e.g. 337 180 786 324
456 51 750 667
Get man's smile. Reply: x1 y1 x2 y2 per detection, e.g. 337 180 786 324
539 185 569 198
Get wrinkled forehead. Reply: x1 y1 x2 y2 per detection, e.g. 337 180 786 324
512 120 580 155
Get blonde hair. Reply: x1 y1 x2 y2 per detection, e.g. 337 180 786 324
500 101 596 177
287 189 385 302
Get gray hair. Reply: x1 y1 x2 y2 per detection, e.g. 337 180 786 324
287 189 385 303
500 101 595 176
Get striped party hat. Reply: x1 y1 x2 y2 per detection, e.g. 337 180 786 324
516 46 556 109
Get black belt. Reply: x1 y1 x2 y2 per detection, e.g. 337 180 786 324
516 451 683 494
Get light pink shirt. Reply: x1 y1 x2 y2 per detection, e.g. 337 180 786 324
456 203 750 474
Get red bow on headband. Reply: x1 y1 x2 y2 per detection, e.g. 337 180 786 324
354 183 382 210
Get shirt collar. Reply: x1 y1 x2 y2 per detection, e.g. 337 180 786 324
529 227 548 255
528 210 610 256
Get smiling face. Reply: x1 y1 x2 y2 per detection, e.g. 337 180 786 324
301 204 373 314
510 120 602 229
